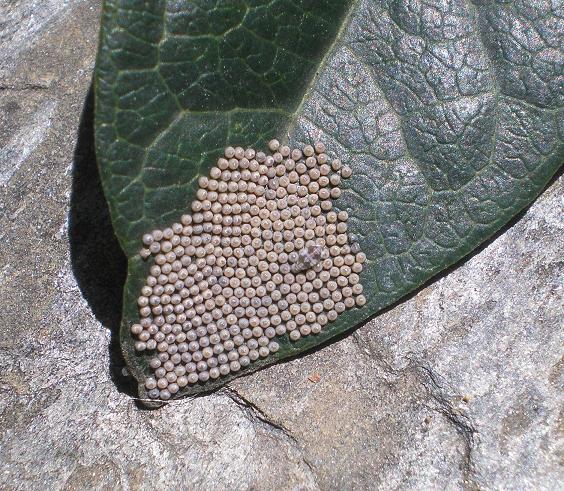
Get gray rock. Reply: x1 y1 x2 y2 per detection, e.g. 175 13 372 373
0 1 561 490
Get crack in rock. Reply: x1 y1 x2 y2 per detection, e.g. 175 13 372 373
352 331 481 488
413 363 480 490
222 387 318 481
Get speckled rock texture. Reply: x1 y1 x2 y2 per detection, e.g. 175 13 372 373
0 1 562 490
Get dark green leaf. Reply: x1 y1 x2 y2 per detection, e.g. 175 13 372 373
95 0 563 403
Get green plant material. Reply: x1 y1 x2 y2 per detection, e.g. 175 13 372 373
95 0 563 403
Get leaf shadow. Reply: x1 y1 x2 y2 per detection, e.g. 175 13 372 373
68 85 136 397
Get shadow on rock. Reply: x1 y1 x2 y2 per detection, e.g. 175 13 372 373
69 86 135 397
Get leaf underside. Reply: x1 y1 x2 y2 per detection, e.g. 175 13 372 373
94 0 563 404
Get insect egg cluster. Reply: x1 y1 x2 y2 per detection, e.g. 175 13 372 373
132 141 366 400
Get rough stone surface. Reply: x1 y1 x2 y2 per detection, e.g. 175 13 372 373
0 2 562 490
